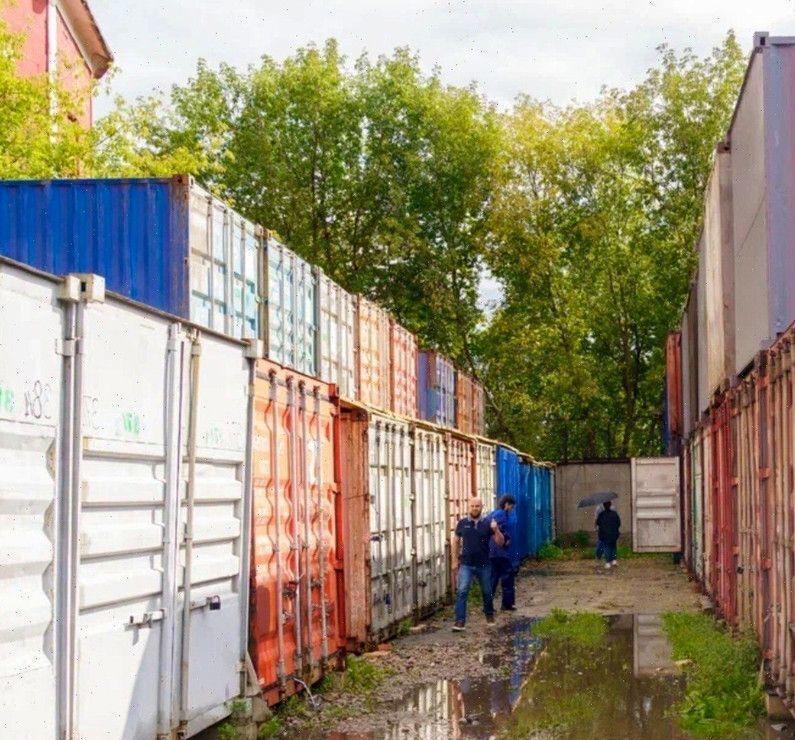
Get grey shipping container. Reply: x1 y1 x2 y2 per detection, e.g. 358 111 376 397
729 34 795 373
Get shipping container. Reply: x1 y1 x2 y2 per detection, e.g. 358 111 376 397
455 371 475 434
472 381 486 436
0 257 254 738
475 441 497 506
0 177 260 341
249 361 342 707
697 232 710 415
317 271 355 398
446 432 475 587
682 286 700 437
664 332 682 453
497 446 526 562
418 351 456 428
264 235 318 377
390 320 418 417
337 404 414 649
355 297 391 411
412 424 449 614
630 458 681 553
730 35 795 374
703 145 736 396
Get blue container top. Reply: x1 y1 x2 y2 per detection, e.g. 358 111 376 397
0 177 191 316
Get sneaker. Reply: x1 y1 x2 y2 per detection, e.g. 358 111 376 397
604 562 612 570
452 621 466 632
486 616 496 626
611 560 618 567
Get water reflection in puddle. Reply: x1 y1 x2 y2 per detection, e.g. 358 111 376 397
331 614 685 739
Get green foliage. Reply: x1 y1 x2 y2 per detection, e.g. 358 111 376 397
532 609 608 648
662 612 763 737
397 618 413 637
537 542 564 560
571 529 591 549
257 716 282 738
483 33 746 458
342 655 393 694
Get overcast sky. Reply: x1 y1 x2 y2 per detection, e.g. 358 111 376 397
87 0 794 308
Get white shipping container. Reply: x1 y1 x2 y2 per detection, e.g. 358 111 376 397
476 442 497 505
317 271 356 398
188 184 260 341
0 258 254 739
631 457 681 553
412 426 448 612
264 236 318 377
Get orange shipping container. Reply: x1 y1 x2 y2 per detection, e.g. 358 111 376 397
249 360 342 706
472 381 486 436
455 372 475 434
355 296 390 411
390 319 418 417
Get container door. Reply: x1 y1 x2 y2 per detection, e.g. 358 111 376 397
692 434 703 579
631 457 681 552
177 332 249 736
76 299 178 739
0 264 62 738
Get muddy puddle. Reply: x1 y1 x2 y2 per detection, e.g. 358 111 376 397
328 614 684 739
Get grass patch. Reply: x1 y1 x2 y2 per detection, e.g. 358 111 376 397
397 617 413 636
532 609 608 648
342 655 394 694
537 542 564 560
257 716 282 738
662 611 763 738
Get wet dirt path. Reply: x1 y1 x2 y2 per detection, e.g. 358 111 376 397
289 556 704 738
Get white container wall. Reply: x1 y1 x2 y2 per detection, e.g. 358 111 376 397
412 426 448 612
0 261 62 739
317 270 356 398
189 184 260 340
264 236 317 377
0 258 254 739
476 442 497 505
368 415 414 635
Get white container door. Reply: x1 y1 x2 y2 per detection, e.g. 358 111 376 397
77 299 178 739
476 443 496 505
0 263 61 739
177 332 249 736
631 457 681 553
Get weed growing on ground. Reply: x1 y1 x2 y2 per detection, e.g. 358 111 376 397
397 617 413 636
342 655 394 694
257 716 282 738
532 609 608 648
662 611 763 737
537 542 564 560
467 579 483 605
571 529 591 548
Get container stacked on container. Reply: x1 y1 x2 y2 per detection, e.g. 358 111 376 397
671 33 795 712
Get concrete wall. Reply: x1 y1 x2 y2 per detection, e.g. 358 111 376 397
554 461 632 544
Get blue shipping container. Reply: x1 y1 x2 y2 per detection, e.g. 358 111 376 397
496 446 526 561
418 351 456 427
0 177 260 339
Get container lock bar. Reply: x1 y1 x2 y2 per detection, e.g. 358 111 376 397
128 610 165 629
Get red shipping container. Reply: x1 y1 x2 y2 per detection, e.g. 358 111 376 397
249 360 343 707
665 331 683 451
355 296 390 411
389 319 418 417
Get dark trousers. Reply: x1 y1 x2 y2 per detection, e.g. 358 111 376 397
602 540 618 562
490 557 515 609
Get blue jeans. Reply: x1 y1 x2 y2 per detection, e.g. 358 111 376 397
454 563 494 623
490 557 515 609
602 541 617 562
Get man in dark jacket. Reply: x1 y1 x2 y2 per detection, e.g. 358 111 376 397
490 495 517 611
452 497 507 631
595 500 621 570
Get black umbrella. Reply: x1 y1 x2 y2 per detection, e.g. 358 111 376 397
577 491 618 508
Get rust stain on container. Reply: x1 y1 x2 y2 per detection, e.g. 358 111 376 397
389 319 418 418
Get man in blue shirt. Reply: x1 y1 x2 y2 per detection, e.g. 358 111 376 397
490 494 517 611
452 497 507 631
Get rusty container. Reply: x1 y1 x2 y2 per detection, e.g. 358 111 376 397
709 393 737 625
389 319 418 417
665 332 683 453
355 296 390 411
337 403 414 649
249 360 342 707
472 382 486 436
455 371 475 434
446 431 475 589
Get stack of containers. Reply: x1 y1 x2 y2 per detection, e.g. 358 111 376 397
418 351 456 427
455 371 475 434
316 270 356 398
389 319 419 417
472 381 486 436
355 296 391 411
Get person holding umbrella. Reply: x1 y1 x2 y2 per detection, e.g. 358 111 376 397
577 492 618 567
596 500 621 569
